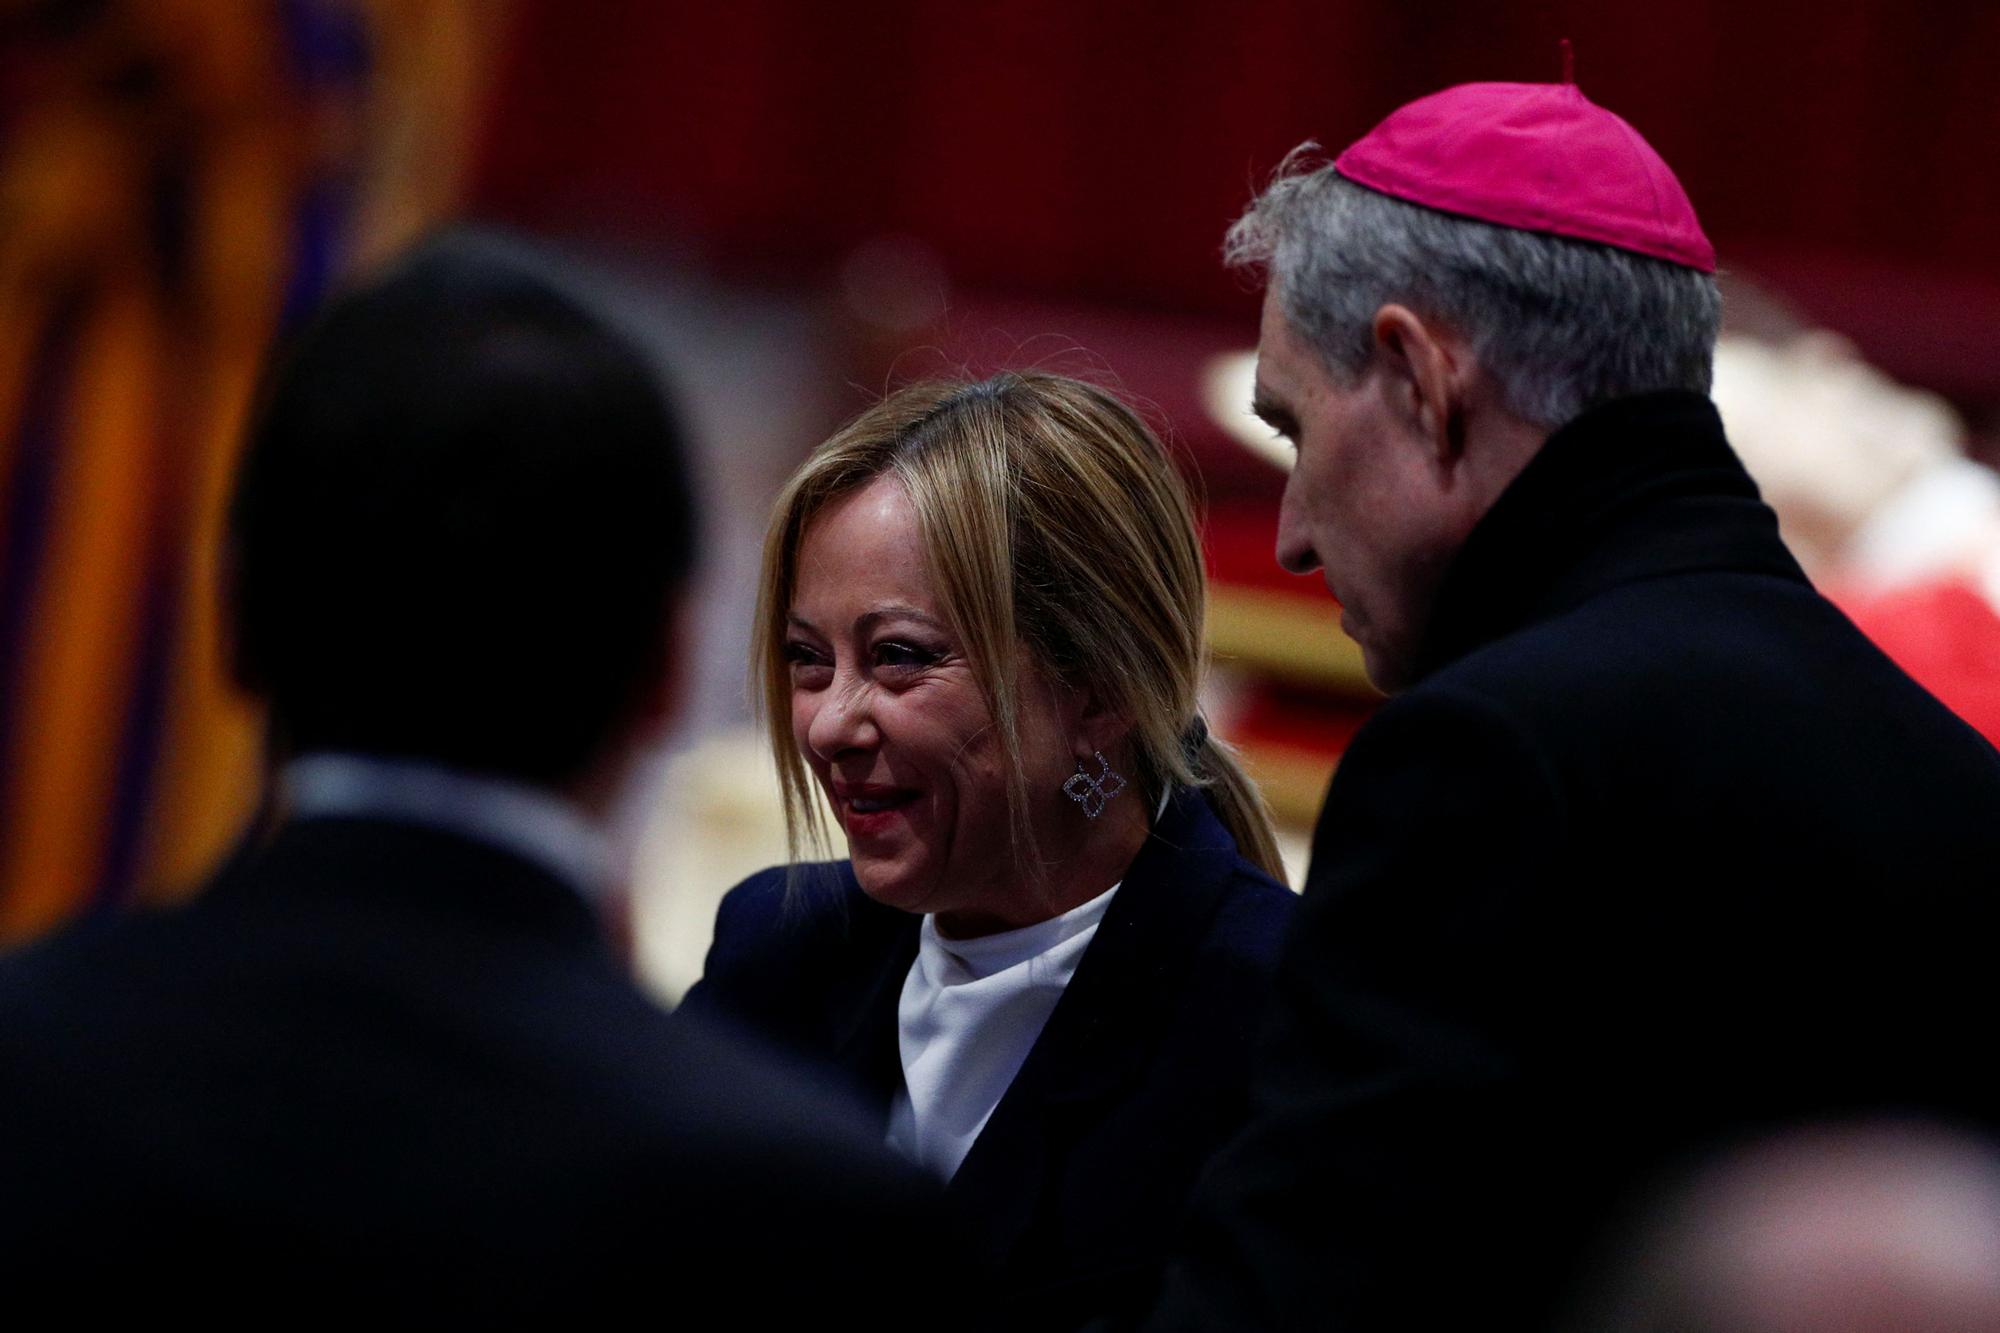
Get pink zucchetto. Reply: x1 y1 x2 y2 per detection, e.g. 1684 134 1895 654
1333 80 1716 273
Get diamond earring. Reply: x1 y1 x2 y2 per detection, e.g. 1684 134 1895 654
1063 750 1127 819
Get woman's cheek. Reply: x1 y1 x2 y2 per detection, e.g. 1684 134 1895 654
789 694 816 754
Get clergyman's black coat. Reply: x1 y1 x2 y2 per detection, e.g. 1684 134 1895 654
1152 391 2000 1331
0 815 953 1318
683 789 1295 1327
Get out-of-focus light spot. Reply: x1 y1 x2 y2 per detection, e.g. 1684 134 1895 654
839 235 947 335
1201 348 1290 473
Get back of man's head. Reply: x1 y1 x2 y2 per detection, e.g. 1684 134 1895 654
228 233 696 788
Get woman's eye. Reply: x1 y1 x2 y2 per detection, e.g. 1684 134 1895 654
874 641 938 671
784 642 832 678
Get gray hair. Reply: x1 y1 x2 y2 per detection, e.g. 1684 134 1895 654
1225 147 1721 429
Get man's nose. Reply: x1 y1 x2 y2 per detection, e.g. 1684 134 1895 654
1275 480 1321 575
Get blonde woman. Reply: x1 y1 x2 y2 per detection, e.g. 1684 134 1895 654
680 372 1293 1325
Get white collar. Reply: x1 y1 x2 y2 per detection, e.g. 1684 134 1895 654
921 879 1121 980
282 752 614 907
889 878 1122 1179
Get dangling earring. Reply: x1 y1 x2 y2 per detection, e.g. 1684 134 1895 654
1063 750 1126 819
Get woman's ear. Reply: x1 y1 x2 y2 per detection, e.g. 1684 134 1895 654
1066 681 1133 763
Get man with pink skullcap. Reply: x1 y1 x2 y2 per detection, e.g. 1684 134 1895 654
1145 77 2000 1331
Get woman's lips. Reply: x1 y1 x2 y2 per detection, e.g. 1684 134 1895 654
833 785 918 838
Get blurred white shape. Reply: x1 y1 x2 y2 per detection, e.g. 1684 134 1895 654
1202 349 1292 473
626 726 836 1005
1712 333 1977 588
1588 1120 2000 1333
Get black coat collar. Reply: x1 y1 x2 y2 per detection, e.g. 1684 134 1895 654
1415 390 1807 681
941 789 1241 1262
824 788 1244 1149
219 815 612 960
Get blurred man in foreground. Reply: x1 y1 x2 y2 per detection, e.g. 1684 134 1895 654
1151 79 2000 1330
0 235 947 1314
1582 1120 2000 1332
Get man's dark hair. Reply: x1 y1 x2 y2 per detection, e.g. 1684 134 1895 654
227 233 697 786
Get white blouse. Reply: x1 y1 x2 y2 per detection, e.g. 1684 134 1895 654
885 881 1121 1180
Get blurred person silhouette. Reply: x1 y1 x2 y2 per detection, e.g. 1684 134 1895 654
679 372 1295 1328
1148 77 2000 1331
0 233 952 1316
1576 1121 2000 1333
1712 324 2000 744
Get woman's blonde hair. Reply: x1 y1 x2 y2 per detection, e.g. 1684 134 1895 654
754 371 1285 886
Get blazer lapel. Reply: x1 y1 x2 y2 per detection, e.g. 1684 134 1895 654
826 889 921 1121
944 791 1240 1265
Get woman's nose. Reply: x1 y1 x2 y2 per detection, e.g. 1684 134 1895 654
805 677 880 759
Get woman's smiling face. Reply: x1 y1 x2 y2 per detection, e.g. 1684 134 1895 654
784 475 1080 933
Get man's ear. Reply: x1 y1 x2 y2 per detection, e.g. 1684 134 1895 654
1371 303 1472 467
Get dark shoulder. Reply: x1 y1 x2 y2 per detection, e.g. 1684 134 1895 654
1419 569 1886 725
1112 842 1295 1115
638 1003 884 1151
1313 683 1570 887
0 891 225 1045
596 1011 960 1318
701 860 863 967
630 1015 947 1230
1342 677 1548 765
0 924 91 1068
1404 567 2000 789
1201 859 1295 967
680 859 906 1023
1138 792 1297 973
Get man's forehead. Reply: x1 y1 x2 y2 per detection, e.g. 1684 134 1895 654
1255 284 1292 343
1252 295 1314 400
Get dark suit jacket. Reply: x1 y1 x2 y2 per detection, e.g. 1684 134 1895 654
1152 392 2000 1331
682 789 1295 1327
0 814 952 1317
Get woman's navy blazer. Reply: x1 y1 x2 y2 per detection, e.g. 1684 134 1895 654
681 788 1295 1325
